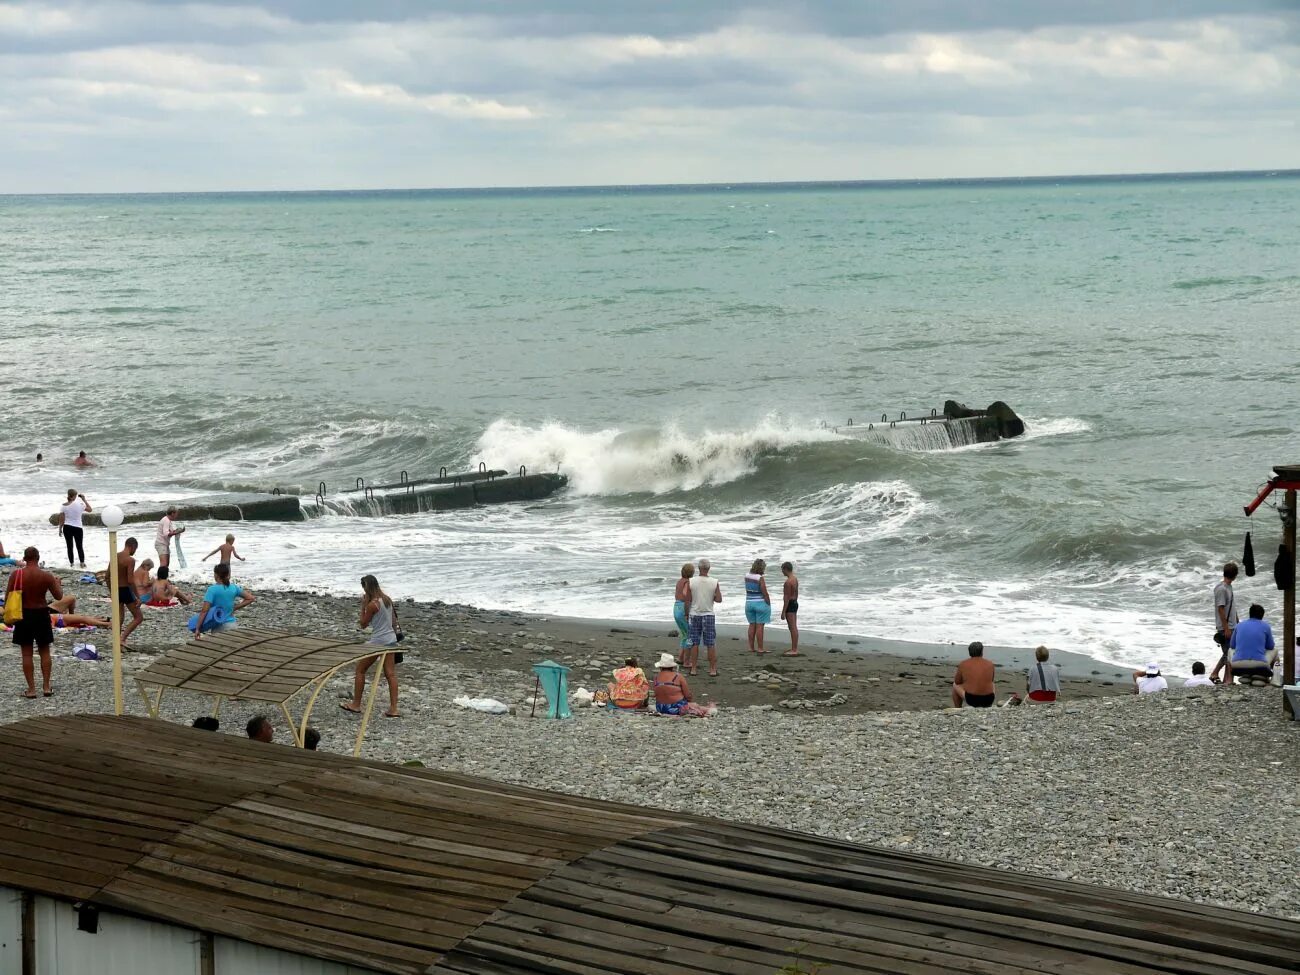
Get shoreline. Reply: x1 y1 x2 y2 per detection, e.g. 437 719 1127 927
19 567 1139 714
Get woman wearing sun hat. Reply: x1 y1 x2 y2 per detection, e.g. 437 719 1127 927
651 653 716 717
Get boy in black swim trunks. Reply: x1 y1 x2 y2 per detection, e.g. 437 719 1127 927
109 537 144 645
780 561 800 656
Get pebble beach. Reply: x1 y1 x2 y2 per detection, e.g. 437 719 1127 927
2 568 1297 923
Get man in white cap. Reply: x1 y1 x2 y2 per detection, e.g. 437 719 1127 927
1133 662 1168 695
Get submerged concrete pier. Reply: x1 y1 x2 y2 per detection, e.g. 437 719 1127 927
323 471 567 516
836 399 1027 448
50 492 303 527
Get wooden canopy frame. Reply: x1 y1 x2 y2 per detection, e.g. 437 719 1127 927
132 627 397 755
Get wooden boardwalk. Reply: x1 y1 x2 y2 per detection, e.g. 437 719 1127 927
0 715 1293 974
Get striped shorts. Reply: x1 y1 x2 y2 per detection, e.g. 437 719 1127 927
688 614 716 647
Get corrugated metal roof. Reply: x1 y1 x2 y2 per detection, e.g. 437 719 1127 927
0 715 1294 975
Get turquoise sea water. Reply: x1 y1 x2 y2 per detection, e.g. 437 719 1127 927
3 172 1298 671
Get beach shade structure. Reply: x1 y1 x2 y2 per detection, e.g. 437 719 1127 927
530 658 572 718
132 627 396 756
1241 461 1300 713
0 715 1295 975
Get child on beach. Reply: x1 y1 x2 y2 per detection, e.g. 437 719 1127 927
144 566 191 607
203 534 245 565
780 561 799 656
744 559 771 654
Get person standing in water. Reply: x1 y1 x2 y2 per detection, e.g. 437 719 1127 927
744 559 772 654
673 563 694 655
780 561 799 656
57 488 91 568
343 574 400 718
73 450 95 468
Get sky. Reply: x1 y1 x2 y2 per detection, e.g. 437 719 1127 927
2 0 1298 192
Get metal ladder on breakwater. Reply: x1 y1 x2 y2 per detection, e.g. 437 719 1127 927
313 463 543 508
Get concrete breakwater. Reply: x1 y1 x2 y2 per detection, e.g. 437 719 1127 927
315 471 568 516
50 470 569 526
835 399 1026 449
50 492 303 527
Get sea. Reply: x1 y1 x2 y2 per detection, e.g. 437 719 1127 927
3 172 1298 674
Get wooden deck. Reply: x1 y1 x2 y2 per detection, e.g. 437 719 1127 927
0 715 1293 974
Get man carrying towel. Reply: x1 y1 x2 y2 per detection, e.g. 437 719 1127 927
155 506 184 569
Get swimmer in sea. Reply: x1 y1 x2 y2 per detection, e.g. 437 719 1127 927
73 450 95 468
780 561 799 656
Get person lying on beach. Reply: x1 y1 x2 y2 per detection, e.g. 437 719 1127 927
651 653 716 717
47 596 110 629
608 656 650 709
952 641 996 708
144 566 191 607
1133 663 1168 695
132 559 155 597
1025 645 1061 703
203 534 245 564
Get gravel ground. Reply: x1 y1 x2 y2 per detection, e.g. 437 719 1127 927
5 571 1297 922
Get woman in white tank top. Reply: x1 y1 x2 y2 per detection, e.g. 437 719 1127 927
342 574 401 718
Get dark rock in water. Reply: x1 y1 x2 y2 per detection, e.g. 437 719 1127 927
942 400 1026 442
986 401 1026 439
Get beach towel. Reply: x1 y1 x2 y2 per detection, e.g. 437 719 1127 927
453 696 509 714
0 558 18 567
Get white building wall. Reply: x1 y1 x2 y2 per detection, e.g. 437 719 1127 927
0 886 22 973
0 889 384 975
215 936 382 975
36 896 201 975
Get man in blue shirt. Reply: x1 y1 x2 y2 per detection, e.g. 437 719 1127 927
1229 603 1276 686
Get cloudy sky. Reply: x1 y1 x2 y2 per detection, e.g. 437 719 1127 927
2 1 1297 192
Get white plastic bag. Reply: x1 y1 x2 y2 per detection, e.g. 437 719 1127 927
453 695 509 715
571 688 594 707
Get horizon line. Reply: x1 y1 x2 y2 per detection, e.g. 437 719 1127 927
3 166 1298 199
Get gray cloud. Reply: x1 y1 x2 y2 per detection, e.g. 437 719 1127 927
1 1 1297 192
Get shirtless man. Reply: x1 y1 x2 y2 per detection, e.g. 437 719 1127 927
6 547 63 698
132 558 155 597
952 640 996 708
145 566 191 606
109 537 144 645
74 450 94 468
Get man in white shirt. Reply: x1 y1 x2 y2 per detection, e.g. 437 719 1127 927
1133 662 1168 695
155 506 184 568
1183 661 1215 689
685 559 722 678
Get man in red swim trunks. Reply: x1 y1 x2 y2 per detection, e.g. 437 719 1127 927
951 640 997 708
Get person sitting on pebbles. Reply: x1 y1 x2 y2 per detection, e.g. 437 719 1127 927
951 641 996 708
132 558 155 598
1133 662 1168 695
651 653 716 717
143 566 192 607
1025 645 1061 703
608 656 650 709
1229 603 1277 687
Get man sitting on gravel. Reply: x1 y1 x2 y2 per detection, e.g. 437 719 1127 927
1183 661 1215 689
951 641 996 708
1133 663 1168 695
1229 603 1277 687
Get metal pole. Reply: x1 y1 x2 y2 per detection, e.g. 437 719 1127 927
108 529 123 716
1284 488 1296 714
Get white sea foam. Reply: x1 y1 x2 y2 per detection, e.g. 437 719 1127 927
472 417 841 495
